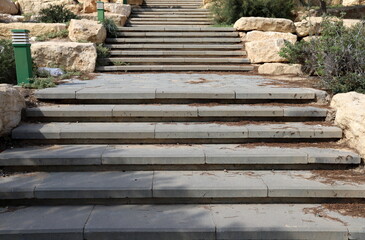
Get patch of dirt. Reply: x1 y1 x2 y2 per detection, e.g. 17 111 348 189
259 76 324 90
307 167 365 185
303 206 348 226
186 77 214 84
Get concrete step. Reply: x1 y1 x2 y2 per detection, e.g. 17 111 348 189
104 57 250 64
11 122 342 143
108 50 246 56
105 44 243 50
129 18 211 21
0 145 360 168
25 105 327 121
133 8 209 12
116 26 235 32
106 38 241 43
34 87 319 102
127 21 212 25
0 170 364 203
131 14 211 18
97 65 254 72
0 204 364 240
115 32 238 37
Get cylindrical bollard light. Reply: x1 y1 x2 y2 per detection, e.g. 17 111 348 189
11 29 32 85
97 1 105 23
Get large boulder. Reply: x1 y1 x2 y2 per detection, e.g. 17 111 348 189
104 3 131 17
0 14 25 23
31 42 97 73
343 0 365 6
68 19 106 44
234 17 296 33
0 23 67 39
245 39 287 63
17 0 79 15
331 92 365 158
80 0 96 13
307 17 362 29
245 31 297 43
0 84 25 136
0 0 19 15
258 63 303 76
79 12 127 26
294 19 321 37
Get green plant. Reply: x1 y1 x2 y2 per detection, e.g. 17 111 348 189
0 39 17 85
102 18 118 37
210 0 294 25
21 77 56 89
96 44 111 66
279 18 365 94
38 4 79 23
35 30 69 41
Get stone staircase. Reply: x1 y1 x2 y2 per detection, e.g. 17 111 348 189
0 73 364 238
96 0 254 72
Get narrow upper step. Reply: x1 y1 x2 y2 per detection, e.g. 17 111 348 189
116 27 235 32
0 145 360 167
97 65 254 72
11 122 342 142
1 170 364 202
105 44 243 50
1 204 363 240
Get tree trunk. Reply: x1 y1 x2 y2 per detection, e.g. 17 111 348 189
319 0 327 14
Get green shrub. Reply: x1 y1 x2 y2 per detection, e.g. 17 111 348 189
96 44 111 66
102 18 118 37
210 0 295 25
21 77 56 89
0 39 17 85
38 4 79 23
279 18 365 94
35 29 69 41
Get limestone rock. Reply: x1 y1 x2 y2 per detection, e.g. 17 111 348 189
258 63 303 76
294 19 321 37
79 12 127 26
234 17 296 33
0 0 19 14
82 0 96 13
17 0 78 15
0 14 24 23
31 42 97 73
245 39 288 64
0 84 25 136
126 0 144 6
68 19 106 44
302 36 319 42
245 31 297 43
342 0 365 6
307 17 362 29
104 3 131 17
0 23 67 39
331 92 365 158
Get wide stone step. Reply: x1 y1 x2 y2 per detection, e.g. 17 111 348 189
1 170 364 203
97 65 254 72
105 44 243 50
34 87 319 101
127 21 212 25
0 145 360 168
116 26 235 32
11 122 342 143
129 18 211 21
133 8 208 12
108 50 246 56
107 38 240 43
25 104 327 121
0 204 364 240
104 57 250 64
115 32 238 37
131 14 211 18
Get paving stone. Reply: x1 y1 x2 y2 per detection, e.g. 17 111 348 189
155 89 235 99
0 206 93 240
153 171 268 198
59 123 155 139
262 171 365 198
76 88 156 100
303 147 361 164
102 145 205 165
35 172 153 199
12 123 63 139
235 88 316 99
112 105 198 117
211 204 349 240
26 105 115 118
155 123 248 139
84 205 216 240
0 173 47 199
197 105 284 117
203 145 308 164
35 88 81 99
284 107 327 117
0 145 107 166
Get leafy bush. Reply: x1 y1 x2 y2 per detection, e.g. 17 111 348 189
21 77 56 89
0 39 17 85
210 0 295 25
102 18 118 37
96 44 111 66
35 29 69 41
279 18 365 94
38 4 79 23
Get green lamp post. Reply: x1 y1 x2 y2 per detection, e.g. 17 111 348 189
123 0 128 4
11 29 32 85
97 1 105 23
